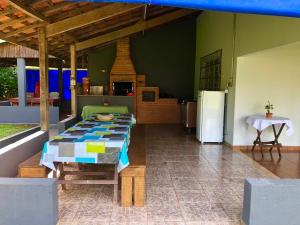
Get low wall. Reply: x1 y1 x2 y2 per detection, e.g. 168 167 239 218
58 116 78 133
243 178 300 225
0 101 10 106
0 131 49 177
0 106 59 124
0 126 40 148
0 178 58 225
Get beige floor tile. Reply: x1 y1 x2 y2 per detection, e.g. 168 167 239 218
171 177 202 190
147 204 184 222
57 125 274 224
147 187 178 206
175 189 208 203
148 221 185 225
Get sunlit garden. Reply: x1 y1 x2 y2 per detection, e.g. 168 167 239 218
0 124 36 140
0 67 18 101
0 67 35 140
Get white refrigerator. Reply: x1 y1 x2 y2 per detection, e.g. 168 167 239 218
196 90 225 143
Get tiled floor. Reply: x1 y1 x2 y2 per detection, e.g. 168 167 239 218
58 125 276 225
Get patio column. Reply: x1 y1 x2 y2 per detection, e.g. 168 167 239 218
16 58 26 107
70 44 77 117
38 27 49 131
57 60 63 113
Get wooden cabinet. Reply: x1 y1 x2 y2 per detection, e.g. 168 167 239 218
137 87 181 124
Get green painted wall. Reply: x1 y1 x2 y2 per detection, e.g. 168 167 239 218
88 16 196 99
194 11 234 97
87 45 116 87
236 13 300 57
194 11 235 144
195 11 300 145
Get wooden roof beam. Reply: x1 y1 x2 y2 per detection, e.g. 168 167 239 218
1 22 45 38
43 2 78 17
74 17 140 40
75 9 195 51
46 3 142 38
0 7 15 17
0 16 29 30
7 0 78 42
7 0 49 22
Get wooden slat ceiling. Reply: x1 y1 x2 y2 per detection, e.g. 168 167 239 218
0 0 197 61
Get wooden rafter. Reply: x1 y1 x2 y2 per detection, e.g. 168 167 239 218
7 0 49 22
75 9 195 51
0 7 15 16
2 22 45 38
75 17 140 40
7 0 77 43
71 7 174 40
42 2 75 17
0 2 193 60
0 16 29 30
46 3 142 38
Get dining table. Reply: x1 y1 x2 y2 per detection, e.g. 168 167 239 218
40 113 134 199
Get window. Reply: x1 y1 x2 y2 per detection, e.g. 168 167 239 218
199 50 222 91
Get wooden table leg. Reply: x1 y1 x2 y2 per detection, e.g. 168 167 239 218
58 163 66 190
271 124 285 159
252 130 263 158
258 135 264 158
134 176 145 207
113 164 118 204
121 176 133 207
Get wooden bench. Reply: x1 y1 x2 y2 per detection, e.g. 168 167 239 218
18 152 50 178
121 125 146 207
18 126 146 207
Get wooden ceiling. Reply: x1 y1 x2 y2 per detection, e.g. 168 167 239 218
0 0 197 61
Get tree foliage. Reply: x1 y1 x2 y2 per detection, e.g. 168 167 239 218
0 67 18 100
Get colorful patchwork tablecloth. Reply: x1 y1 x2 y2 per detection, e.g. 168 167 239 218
40 113 134 172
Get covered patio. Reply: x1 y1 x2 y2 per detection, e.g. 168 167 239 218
1 1 300 225
57 125 275 225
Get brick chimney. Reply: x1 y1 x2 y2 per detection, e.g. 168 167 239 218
109 37 137 95
111 37 136 75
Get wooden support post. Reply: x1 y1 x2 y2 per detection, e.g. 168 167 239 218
38 27 49 131
57 60 63 113
70 44 77 117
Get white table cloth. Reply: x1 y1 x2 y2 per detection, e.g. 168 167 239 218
246 115 294 136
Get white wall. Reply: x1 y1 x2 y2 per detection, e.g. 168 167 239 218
195 11 300 145
233 42 300 146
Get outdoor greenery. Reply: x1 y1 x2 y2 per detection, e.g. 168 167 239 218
0 67 18 100
0 124 36 140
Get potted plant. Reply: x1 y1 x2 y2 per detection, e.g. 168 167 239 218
265 101 274 119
